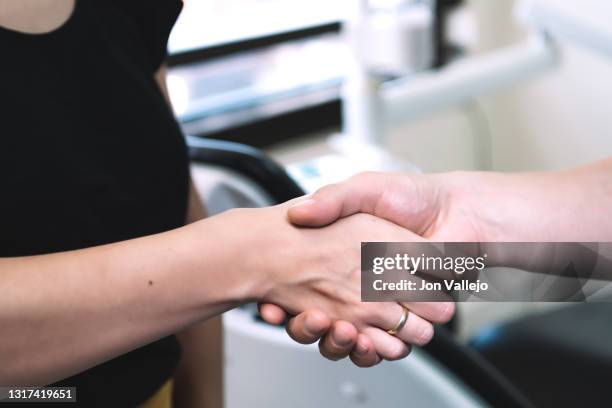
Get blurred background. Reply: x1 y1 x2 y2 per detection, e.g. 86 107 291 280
170 1 612 407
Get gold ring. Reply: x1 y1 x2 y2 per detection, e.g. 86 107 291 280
387 304 409 335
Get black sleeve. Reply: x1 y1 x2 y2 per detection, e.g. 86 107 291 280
112 0 183 71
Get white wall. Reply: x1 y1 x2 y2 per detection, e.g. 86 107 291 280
487 37 612 172
468 0 612 172
385 0 612 174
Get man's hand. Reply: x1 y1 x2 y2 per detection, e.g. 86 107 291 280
287 171 486 240
262 163 612 364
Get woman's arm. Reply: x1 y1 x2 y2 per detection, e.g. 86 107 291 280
173 181 224 408
2 202 446 386
0 212 250 386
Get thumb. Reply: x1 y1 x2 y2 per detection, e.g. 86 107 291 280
288 175 383 227
287 197 341 227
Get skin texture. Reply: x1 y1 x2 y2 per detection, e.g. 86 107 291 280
262 158 612 366
0 200 454 385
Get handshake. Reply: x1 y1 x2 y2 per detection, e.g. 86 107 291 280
223 171 473 368
223 160 607 367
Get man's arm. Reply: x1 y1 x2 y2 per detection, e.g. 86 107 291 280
155 65 223 408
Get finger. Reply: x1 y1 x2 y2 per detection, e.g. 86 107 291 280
258 303 287 325
286 310 331 344
287 173 385 227
318 321 358 361
365 302 435 347
349 333 381 367
360 326 411 361
403 301 455 324
394 307 435 347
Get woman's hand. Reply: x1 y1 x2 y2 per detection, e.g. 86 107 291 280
256 172 466 366
218 203 454 364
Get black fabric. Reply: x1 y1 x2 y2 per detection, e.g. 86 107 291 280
471 303 612 408
0 0 186 406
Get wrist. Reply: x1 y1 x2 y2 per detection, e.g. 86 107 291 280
201 207 281 303
181 210 266 309
443 169 586 242
441 170 524 242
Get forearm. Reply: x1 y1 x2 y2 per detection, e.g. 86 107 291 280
447 158 612 242
442 159 612 274
0 215 251 386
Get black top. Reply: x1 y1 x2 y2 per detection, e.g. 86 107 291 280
0 0 187 406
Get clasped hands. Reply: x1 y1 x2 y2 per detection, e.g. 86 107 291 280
251 171 486 367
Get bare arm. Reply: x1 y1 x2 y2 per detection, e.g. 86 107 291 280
155 64 224 408
0 214 250 386
1 201 446 386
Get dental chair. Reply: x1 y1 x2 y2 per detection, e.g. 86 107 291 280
187 136 533 408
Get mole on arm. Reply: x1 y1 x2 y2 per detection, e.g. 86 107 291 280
148 280 154 286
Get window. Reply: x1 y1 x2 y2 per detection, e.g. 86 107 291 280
169 0 349 54
167 0 350 145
